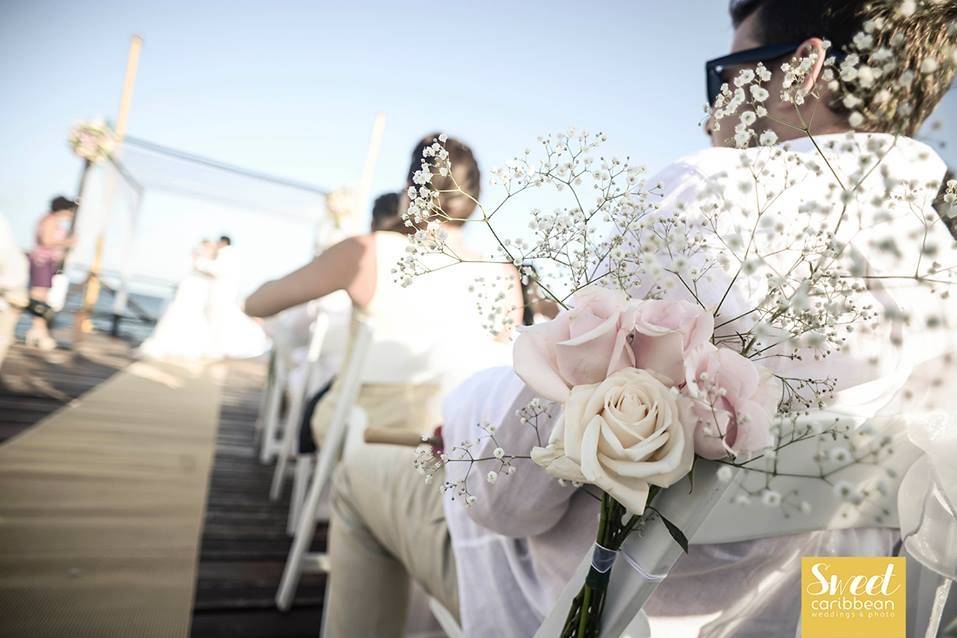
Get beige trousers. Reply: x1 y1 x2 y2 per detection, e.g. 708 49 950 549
312 382 442 444
326 443 458 638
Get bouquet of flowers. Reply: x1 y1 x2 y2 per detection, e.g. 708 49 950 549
407 3 957 636
68 119 117 164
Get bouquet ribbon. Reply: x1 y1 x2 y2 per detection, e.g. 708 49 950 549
589 543 667 585
897 412 957 638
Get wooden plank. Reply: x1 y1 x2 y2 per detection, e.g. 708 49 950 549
190 359 326 636
0 332 132 443
2 323 329 636
0 359 223 638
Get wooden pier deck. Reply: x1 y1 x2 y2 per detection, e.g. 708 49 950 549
0 329 326 638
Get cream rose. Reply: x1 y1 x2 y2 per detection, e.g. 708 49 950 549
531 367 695 513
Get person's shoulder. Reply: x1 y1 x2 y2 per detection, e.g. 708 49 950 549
322 233 378 266
653 147 743 185
331 232 375 250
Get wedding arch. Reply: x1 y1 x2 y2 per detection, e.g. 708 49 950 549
65 134 333 337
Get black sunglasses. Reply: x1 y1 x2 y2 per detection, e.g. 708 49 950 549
705 42 804 106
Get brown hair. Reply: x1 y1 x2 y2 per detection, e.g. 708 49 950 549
370 191 402 232
404 133 481 224
733 0 957 136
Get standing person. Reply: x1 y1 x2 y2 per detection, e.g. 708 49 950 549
25 196 76 350
319 2 957 637
0 213 28 370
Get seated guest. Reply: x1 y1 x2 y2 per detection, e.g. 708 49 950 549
370 191 401 232
296 191 406 455
245 134 523 442
320 3 957 637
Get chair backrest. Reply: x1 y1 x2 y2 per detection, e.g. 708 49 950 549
534 461 736 637
306 311 330 364
309 319 373 500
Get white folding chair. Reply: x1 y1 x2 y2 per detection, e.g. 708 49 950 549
275 319 373 612
253 349 277 445
270 313 330 503
258 349 290 464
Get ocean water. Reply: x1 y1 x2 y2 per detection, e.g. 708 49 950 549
15 284 171 347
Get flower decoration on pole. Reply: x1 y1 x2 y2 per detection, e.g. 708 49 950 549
68 119 117 165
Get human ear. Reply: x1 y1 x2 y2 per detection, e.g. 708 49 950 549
798 37 828 97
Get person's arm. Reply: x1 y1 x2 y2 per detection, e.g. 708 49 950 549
442 366 578 537
244 234 374 318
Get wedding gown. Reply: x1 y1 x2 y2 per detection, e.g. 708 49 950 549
139 247 268 360
139 265 216 359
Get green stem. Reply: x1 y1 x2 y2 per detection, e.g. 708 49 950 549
576 586 593 637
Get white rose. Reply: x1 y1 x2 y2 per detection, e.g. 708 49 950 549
531 368 694 513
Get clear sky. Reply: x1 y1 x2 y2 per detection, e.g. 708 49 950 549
2 1 955 294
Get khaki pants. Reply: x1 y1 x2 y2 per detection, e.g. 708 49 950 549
311 381 441 443
326 444 458 638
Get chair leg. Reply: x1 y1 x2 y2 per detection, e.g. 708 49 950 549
276 442 342 611
253 354 275 444
287 454 314 536
270 376 305 501
319 570 334 638
259 367 286 464
429 597 465 638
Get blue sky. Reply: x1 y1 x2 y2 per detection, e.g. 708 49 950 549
2 1 955 293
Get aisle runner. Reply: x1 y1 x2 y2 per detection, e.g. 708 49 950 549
0 359 224 638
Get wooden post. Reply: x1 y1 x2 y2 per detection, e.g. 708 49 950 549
57 157 92 278
68 159 92 237
76 35 142 336
356 112 386 217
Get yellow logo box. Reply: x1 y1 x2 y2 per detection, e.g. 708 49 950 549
801 556 906 638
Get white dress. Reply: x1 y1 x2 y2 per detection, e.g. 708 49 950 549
140 247 268 360
139 264 216 359
204 246 269 359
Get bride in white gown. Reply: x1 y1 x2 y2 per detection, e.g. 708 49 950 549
139 238 268 360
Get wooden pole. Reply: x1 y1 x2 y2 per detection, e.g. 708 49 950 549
356 112 386 217
76 35 142 336
56 158 92 273
68 159 92 237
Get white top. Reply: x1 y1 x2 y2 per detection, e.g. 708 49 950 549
0 213 28 307
356 230 513 387
441 133 956 637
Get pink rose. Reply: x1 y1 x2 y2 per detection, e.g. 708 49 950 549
513 287 637 402
682 344 781 459
631 299 714 386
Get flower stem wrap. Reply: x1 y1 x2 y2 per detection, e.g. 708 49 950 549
561 489 654 638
